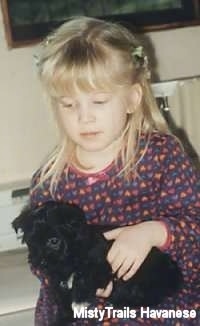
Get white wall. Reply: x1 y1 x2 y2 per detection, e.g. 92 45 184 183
0 10 58 187
0 7 200 187
148 26 200 80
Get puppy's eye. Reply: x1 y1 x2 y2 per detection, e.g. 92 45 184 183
59 280 68 290
46 237 61 250
41 259 47 267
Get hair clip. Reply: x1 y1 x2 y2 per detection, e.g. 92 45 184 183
132 46 143 59
33 35 55 68
33 54 40 67
131 46 151 79
44 34 55 46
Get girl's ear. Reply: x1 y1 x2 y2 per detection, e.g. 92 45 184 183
127 83 143 113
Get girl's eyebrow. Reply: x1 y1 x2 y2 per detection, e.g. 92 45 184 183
58 96 75 102
91 91 112 97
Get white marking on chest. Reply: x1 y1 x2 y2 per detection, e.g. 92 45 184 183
71 301 90 311
67 273 74 289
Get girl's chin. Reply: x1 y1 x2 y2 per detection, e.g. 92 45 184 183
78 145 109 153
77 141 114 154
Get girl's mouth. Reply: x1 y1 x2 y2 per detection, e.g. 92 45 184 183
80 131 101 137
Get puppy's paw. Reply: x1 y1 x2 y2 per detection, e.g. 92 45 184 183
71 301 90 311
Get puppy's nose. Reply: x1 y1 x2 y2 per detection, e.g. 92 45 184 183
46 237 61 250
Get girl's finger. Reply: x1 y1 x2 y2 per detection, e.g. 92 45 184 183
106 245 120 264
123 260 142 281
96 281 113 298
111 255 125 274
117 258 135 279
103 227 123 240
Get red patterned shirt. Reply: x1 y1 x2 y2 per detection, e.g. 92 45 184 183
30 133 200 326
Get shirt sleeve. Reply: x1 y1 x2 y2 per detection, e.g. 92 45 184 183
155 135 200 277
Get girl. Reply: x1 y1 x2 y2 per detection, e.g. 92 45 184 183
30 17 199 325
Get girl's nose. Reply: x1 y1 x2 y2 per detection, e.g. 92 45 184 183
78 106 96 123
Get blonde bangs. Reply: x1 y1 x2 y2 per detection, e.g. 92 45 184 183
40 46 132 98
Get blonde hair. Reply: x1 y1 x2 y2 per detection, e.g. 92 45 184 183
36 16 169 194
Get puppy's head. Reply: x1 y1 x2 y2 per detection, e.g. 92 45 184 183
12 201 86 270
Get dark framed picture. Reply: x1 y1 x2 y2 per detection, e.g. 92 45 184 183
1 0 200 48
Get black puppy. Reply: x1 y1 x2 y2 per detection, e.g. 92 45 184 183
12 201 182 325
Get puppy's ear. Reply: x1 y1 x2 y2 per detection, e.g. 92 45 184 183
12 205 33 241
57 202 86 228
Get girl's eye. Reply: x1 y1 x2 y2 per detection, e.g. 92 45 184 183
61 101 74 108
58 97 75 109
60 102 75 110
94 101 106 104
63 104 73 108
93 93 111 104
93 99 109 104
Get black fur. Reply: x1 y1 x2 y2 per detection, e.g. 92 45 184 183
12 201 182 325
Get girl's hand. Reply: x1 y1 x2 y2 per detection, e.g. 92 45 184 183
103 221 167 281
96 280 113 298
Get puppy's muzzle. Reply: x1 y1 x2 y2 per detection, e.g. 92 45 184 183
46 237 62 251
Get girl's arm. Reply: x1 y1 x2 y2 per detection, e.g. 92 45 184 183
103 219 167 281
103 135 200 282
155 135 199 258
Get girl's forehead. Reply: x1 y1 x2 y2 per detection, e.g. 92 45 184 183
63 86 112 96
55 82 130 101
58 90 113 102
52 79 125 98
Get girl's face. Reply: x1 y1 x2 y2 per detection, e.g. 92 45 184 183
56 88 132 155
